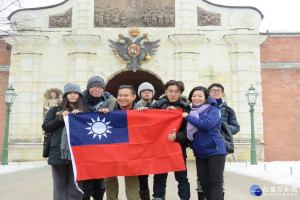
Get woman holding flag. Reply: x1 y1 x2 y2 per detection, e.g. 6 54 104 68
42 83 88 200
182 86 227 200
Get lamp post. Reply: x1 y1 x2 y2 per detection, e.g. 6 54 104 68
1 85 17 165
246 85 259 165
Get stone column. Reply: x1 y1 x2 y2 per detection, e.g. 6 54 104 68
63 34 101 86
224 33 267 160
168 34 205 93
176 0 198 34
5 35 48 161
73 0 94 33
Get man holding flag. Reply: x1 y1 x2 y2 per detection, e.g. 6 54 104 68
64 84 186 200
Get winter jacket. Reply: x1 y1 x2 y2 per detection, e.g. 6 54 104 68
152 95 191 147
98 98 139 111
42 106 70 165
136 98 156 108
185 97 227 159
219 100 240 135
82 90 114 112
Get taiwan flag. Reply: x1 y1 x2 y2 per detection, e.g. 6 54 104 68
64 109 186 181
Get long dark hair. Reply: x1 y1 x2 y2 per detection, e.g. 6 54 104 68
60 94 88 112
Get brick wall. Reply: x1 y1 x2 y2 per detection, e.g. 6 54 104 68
261 35 300 161
0 40 11 65
0 39 10 161
261 36 300 63
261 69 300 161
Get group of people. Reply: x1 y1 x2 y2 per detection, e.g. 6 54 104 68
42 76 240 200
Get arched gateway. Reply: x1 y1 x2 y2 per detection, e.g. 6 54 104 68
106 70 164 101
5 0 266 161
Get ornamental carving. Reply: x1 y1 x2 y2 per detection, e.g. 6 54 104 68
109 32 160 72
49 9 72 28
94 0 175 27
197 7 221 26
43 88 62 116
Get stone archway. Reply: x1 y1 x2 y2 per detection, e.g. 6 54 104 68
105 70 164 101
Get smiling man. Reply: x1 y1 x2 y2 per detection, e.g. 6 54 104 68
98 85 140 200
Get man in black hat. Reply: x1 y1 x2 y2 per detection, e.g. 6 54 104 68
82 76 114 200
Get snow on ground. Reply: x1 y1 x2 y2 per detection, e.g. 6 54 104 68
0 161 48 174
1 160 299 188
225 161 300 187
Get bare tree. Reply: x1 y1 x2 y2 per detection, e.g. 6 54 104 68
0 0 22 35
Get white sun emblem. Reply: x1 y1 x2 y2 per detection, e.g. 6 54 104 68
86 116 113 140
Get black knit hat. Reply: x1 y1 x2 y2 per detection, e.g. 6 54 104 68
87 76 105 90
63 83 83 98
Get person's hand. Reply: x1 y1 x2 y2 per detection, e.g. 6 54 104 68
62 111 70 116
168 129 176 141
182 112 189 118
138 107 148 112
98 108 109 114
71 109 81 114
167 106 176 110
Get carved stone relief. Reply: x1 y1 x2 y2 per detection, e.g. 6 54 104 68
197 7 221 26
49 9 72 28
94 0 175 27
43 88 62 116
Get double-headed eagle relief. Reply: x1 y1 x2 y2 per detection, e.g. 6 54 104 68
109 30 160 72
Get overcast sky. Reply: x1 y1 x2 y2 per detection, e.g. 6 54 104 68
8 0 300 32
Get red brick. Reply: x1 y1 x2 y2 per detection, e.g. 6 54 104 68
261 69 300 161
261 36 300 63
0 40 11 65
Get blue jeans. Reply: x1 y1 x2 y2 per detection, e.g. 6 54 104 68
153 147 190 200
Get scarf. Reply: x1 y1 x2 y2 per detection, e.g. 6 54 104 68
60 126 71 160
187 104 211 141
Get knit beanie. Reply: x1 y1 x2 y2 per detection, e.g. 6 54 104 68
138 82 155 97
63 83 83 98
87 76 105 90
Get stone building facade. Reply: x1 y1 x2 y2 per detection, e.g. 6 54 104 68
4 0 266 161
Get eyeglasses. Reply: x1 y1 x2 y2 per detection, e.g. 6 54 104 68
210 89 222 93
166 90 181 95
141 89 153 93
91 85 103 90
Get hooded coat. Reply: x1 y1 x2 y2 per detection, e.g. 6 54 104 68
185 97 227 159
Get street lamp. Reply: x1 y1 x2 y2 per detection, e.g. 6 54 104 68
1 85 17 165
246 85 259 165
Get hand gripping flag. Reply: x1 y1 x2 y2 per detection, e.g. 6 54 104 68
64 109 186 181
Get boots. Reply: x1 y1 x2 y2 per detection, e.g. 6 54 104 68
198 192 205 200
139 189 150 200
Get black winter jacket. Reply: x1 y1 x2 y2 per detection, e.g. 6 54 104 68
42 106 70 165
152 96 191 147
82 90 114 112
219 101 240 135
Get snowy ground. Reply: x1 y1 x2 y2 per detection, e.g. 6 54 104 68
225 161 300 187
0 161 48 174
1 160 299 188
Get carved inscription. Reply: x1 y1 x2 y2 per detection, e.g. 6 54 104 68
94 0 175 27
197 7 221 26
49 9 72 28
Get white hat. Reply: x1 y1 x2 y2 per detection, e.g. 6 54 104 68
138 82 155 97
